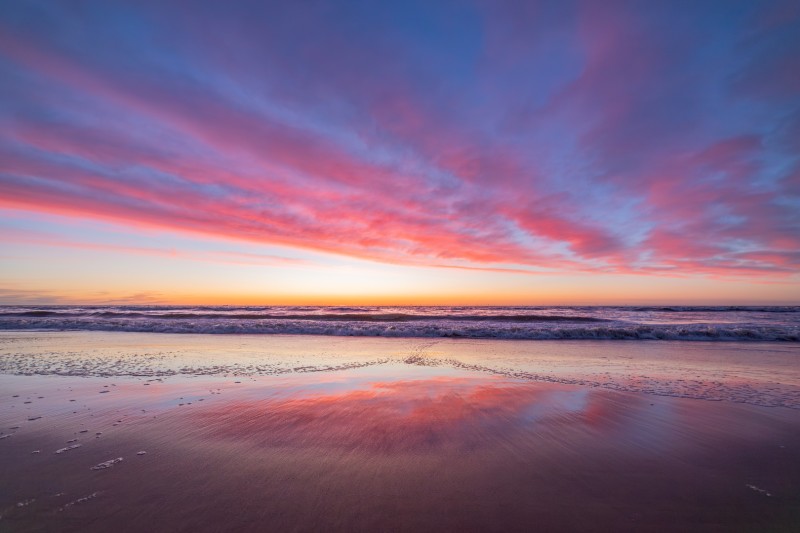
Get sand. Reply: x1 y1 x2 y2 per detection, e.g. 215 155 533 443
1 331 799 531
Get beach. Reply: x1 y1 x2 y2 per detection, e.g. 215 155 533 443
3 0 798 529
1 331 799 531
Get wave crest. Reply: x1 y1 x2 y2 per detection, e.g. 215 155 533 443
0 317 797 341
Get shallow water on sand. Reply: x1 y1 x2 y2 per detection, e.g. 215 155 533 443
1 332 799 531
2 331 799 408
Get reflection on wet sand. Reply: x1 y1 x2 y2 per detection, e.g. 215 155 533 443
2 337 800 531
193 378 603 453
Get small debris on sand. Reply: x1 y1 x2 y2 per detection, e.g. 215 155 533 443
31 450 40 454
27 416 41 421
136 451 146 455
16 499 35 508
91 457 123 470
67 438 78 444
55 444 82 454
60 492 100 511
0 434 11 440
79 430 88 433
99 390 109 394
746 484 772 497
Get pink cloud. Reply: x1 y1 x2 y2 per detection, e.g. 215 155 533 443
0 0 797 283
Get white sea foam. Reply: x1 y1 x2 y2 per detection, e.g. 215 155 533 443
0 305 797 341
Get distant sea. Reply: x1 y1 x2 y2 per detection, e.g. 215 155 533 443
0 305 798 341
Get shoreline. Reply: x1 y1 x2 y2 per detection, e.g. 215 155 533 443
1 331 799 409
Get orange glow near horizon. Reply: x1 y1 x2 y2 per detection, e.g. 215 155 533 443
1 208 798 306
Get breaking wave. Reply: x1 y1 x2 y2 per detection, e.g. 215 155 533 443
0 310 609 323
0 305 798 341
1 318 798 341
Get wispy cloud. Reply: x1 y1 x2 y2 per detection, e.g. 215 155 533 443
0 227 313 267
0 0 797 280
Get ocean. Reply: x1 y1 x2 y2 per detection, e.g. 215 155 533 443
1 305 798 341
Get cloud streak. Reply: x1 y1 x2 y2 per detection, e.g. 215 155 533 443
0 0 798 279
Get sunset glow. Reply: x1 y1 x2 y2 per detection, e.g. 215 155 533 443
1 1 798 304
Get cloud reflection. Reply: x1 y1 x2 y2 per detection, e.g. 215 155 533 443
191 378 629 453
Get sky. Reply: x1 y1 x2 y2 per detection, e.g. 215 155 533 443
0 0 799 306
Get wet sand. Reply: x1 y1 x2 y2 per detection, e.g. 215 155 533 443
1 332 799 531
